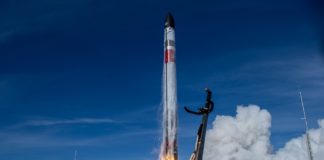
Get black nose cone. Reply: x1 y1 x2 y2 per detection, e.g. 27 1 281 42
165 13 175 28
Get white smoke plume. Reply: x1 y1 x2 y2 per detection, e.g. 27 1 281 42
314 120 324 160
204 105 324 160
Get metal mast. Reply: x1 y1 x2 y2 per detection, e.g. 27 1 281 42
74 150 77 160
185 88 214 160
299 91 314 160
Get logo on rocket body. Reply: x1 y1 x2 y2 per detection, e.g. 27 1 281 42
164 42 175 63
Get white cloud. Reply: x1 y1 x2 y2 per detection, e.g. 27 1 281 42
204 105 272 160
23 118 119 126
273 127 321 160
7 117 121 129
0 128 157 149
314 120 324 159
204 105 324 160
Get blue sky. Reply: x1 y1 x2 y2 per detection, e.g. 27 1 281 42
0 0 324 160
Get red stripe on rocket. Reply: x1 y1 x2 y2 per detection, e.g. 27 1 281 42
164 49 175 63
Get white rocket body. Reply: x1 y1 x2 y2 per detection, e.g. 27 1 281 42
160 13 178 160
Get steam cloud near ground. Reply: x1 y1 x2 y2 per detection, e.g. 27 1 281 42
204 105 324 160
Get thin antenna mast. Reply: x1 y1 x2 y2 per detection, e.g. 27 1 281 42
74 150 77 160
299 91 314 160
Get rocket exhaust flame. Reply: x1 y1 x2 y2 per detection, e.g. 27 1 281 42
160 13 178 160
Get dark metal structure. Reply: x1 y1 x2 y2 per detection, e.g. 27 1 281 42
185 88 214 160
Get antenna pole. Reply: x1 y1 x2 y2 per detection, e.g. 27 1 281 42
74 150 77 160
299 91 314 160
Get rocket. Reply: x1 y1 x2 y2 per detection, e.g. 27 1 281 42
160 13 178 160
